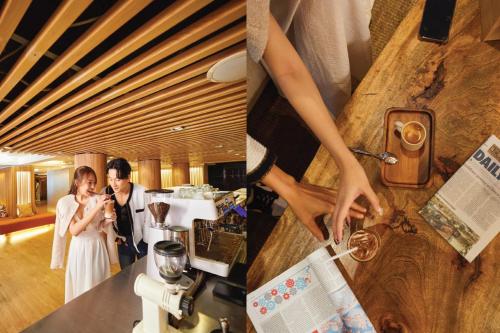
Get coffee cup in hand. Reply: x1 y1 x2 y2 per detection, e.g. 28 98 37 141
104 200 114 219
394 120 427 151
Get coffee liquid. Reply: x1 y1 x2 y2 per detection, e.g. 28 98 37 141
404 123 423 144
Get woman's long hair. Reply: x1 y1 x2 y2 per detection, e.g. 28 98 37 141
68 166 97 195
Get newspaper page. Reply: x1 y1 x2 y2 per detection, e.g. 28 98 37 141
247 247 375 333
419 135 500 262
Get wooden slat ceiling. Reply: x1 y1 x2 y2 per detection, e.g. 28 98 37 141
0 0 246 165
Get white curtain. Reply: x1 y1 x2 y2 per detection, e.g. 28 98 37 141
161 169 173 188
16 171 31 205
130 170 139 184
189 166 204 186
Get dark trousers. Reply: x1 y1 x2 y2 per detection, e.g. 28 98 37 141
117 236 148 269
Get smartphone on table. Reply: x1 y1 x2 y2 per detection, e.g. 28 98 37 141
419 0 457 43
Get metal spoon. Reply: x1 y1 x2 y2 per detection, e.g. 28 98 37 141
349 147 399 165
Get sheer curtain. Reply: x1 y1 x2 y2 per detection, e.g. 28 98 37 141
130 170 139 184
189 166 204 186
16 171 31 205
161 169 172 188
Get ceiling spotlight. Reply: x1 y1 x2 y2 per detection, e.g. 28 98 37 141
214 144 223 148
169 126 185 132
227 149 234 153
207 50 246 83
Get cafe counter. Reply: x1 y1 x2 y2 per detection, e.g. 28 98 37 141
22 258 245 332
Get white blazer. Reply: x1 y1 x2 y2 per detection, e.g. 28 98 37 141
102 183 147 252
50 194 118 269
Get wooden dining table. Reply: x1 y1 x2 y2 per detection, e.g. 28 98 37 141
247 0 500 332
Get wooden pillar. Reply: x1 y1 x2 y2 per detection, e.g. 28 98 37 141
172 163 190 186
74 153 107 191
138 159 161 190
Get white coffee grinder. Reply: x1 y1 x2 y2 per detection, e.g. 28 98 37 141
133 241 194 333
145 189 173 281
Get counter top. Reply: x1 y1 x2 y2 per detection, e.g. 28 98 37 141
23 258 245 332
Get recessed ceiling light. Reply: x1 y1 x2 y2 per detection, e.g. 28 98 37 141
169 126 185 132
207 51 246 83
214 144 223 148
2 146 13 150
227 149 234 153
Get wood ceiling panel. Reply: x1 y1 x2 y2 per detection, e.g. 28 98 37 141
0 0 30 54
7 44 245 147
0 22 246 145
0 0 214 135
0 0 153 124
56 123 247 155
18 84 245 151
0 0 92 102
31 98 246 152
0 0 246 165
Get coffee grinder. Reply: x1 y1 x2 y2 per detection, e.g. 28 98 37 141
145 189 173 281
133 241 194 333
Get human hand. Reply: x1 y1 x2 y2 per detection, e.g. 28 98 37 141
286 182 367 241
332 155 382 243
96 194 111 209
262 165 367 241
104 210 117 225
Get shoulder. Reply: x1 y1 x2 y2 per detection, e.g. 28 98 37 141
56 195 78 212
57 194 75 206
132 183 146 194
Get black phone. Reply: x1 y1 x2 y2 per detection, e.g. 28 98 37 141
419 0 456 43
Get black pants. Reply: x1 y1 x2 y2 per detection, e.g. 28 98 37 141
117 236 148 269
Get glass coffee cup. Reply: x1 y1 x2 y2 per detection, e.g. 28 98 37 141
347 229 380 262
104 199 115 219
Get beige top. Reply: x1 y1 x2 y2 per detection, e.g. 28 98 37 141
248 0 374 116
247 0 374 175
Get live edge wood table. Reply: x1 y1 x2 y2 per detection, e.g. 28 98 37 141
248 0 500 332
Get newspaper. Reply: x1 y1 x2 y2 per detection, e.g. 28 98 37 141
419 135 500 262
247 247 375 333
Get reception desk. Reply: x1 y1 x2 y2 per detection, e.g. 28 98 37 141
23 258 245 332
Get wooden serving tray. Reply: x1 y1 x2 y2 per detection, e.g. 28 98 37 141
381 107 435 188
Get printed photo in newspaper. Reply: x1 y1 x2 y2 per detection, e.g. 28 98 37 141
419 135 500 262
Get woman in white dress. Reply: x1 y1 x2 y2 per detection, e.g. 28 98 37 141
50 166 118 303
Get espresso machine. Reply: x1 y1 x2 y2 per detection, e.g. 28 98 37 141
145 187 245 278
168 190 245 277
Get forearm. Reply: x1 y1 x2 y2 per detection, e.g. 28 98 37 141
261 165 297 202
277 71 355 169
69 207 101 236
263 14 355 170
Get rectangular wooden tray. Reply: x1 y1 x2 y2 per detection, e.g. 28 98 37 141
381 107 435 188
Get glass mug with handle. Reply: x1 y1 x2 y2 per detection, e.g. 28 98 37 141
394 120 427 151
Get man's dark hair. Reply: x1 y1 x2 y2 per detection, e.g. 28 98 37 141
106 158 132 179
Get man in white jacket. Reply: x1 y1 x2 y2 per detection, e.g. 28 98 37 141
104 158 147 269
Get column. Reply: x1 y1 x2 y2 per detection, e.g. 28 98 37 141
138 159 161 190
74 153 107 191
172 163 189 186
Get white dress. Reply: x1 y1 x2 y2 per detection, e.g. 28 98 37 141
65 197 111 303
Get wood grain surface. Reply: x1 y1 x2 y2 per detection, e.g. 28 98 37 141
381 108 434 187
248 0 500 332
